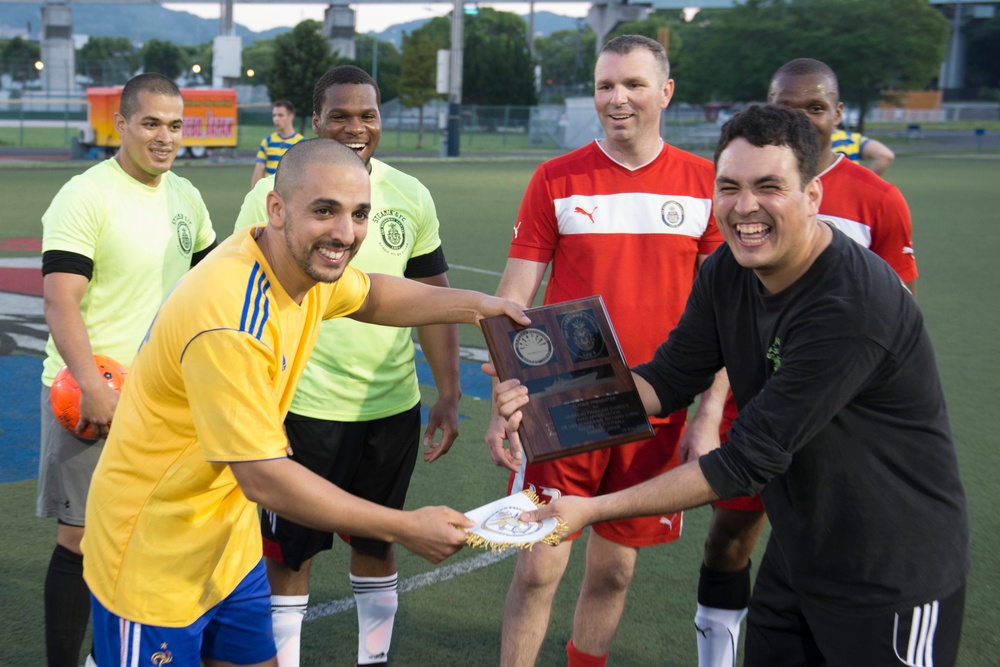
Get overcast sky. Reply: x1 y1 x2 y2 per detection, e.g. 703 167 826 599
162 2 592 35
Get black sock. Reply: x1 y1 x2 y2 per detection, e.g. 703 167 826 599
45 544 91 667
697 561 752 610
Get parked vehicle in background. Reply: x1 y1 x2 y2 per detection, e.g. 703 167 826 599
78 87 237 158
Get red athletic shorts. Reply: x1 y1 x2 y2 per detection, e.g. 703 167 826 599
712 393 765 513
508 422 685 547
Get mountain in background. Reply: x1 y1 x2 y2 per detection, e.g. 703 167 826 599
0 3 582 47
0 2 286 43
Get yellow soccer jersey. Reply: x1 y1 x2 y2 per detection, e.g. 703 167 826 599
255 130 305 176
831 129 865 162
81 227 370 627
235 158 444 420
41 157 216 385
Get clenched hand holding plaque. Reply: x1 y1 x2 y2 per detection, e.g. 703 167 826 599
481 296 653 464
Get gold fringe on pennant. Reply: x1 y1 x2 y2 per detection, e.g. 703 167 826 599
464 490 569 552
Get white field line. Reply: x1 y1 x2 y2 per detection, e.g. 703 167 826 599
305 549 514 620
448 263 502 277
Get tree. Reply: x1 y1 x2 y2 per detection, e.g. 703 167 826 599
1 37 42 88
141 38 184 80
533 24 597 98
679 2 800 105
77 36 139 86
463 8 537 106
679 0 948 129
399 28 445 148
795 0 948 131
181 42 213 84
268 20 335 132
415 9 537 107
241 39 275 85
349 35 402 102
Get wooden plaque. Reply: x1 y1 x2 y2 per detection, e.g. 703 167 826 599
481 296 653 464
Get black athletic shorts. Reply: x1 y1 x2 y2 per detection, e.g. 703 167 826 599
744 543 965 667
261 405 421 569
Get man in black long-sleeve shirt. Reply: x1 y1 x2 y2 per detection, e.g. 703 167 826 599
500 105 969 666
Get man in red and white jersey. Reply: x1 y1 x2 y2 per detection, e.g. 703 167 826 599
684 57 919 667
485 34 727 667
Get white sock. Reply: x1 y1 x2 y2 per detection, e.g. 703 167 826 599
351 573 399 665
694 603 748 667
271 594 309 667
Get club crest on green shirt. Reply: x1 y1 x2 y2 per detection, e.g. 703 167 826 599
372 209 407 255
171 213 194 256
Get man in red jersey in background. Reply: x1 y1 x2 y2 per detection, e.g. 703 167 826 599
486 34 728 667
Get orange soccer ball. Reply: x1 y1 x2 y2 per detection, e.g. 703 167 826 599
50 355 128 441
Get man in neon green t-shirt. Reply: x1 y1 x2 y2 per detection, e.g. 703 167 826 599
235 66 461 667
38 72 217 667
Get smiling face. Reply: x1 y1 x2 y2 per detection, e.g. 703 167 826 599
267 160 370 296
312 83 381 167
767 72 843 155
714 138 827 293
114 90 184 186
593 48 673 157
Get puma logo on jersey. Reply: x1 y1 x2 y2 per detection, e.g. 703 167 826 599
659 513 680 530
513 221 523 239
574 206 598 224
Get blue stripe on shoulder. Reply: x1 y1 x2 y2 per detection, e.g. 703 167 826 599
239 262 272 340
247 270 269 339
254 280 271 340
240 263 260 332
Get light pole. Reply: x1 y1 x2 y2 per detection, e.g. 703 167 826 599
446 0 463 157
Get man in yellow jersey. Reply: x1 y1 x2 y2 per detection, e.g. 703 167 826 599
831 128 895 175
82 139 528 667
37 72 217 667
236 66 460 667
251 100 305 188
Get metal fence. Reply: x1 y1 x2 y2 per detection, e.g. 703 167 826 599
1 94 996 155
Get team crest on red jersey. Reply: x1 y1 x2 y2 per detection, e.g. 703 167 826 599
661 200 685 228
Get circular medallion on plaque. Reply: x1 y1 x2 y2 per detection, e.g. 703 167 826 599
559 310 607 362
513 328 554 366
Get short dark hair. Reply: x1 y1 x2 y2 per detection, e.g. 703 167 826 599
769 58 839 97
273 100 295 115
714 105 821 188
600 34 670 80
312 66 380 116
119 73 181 120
